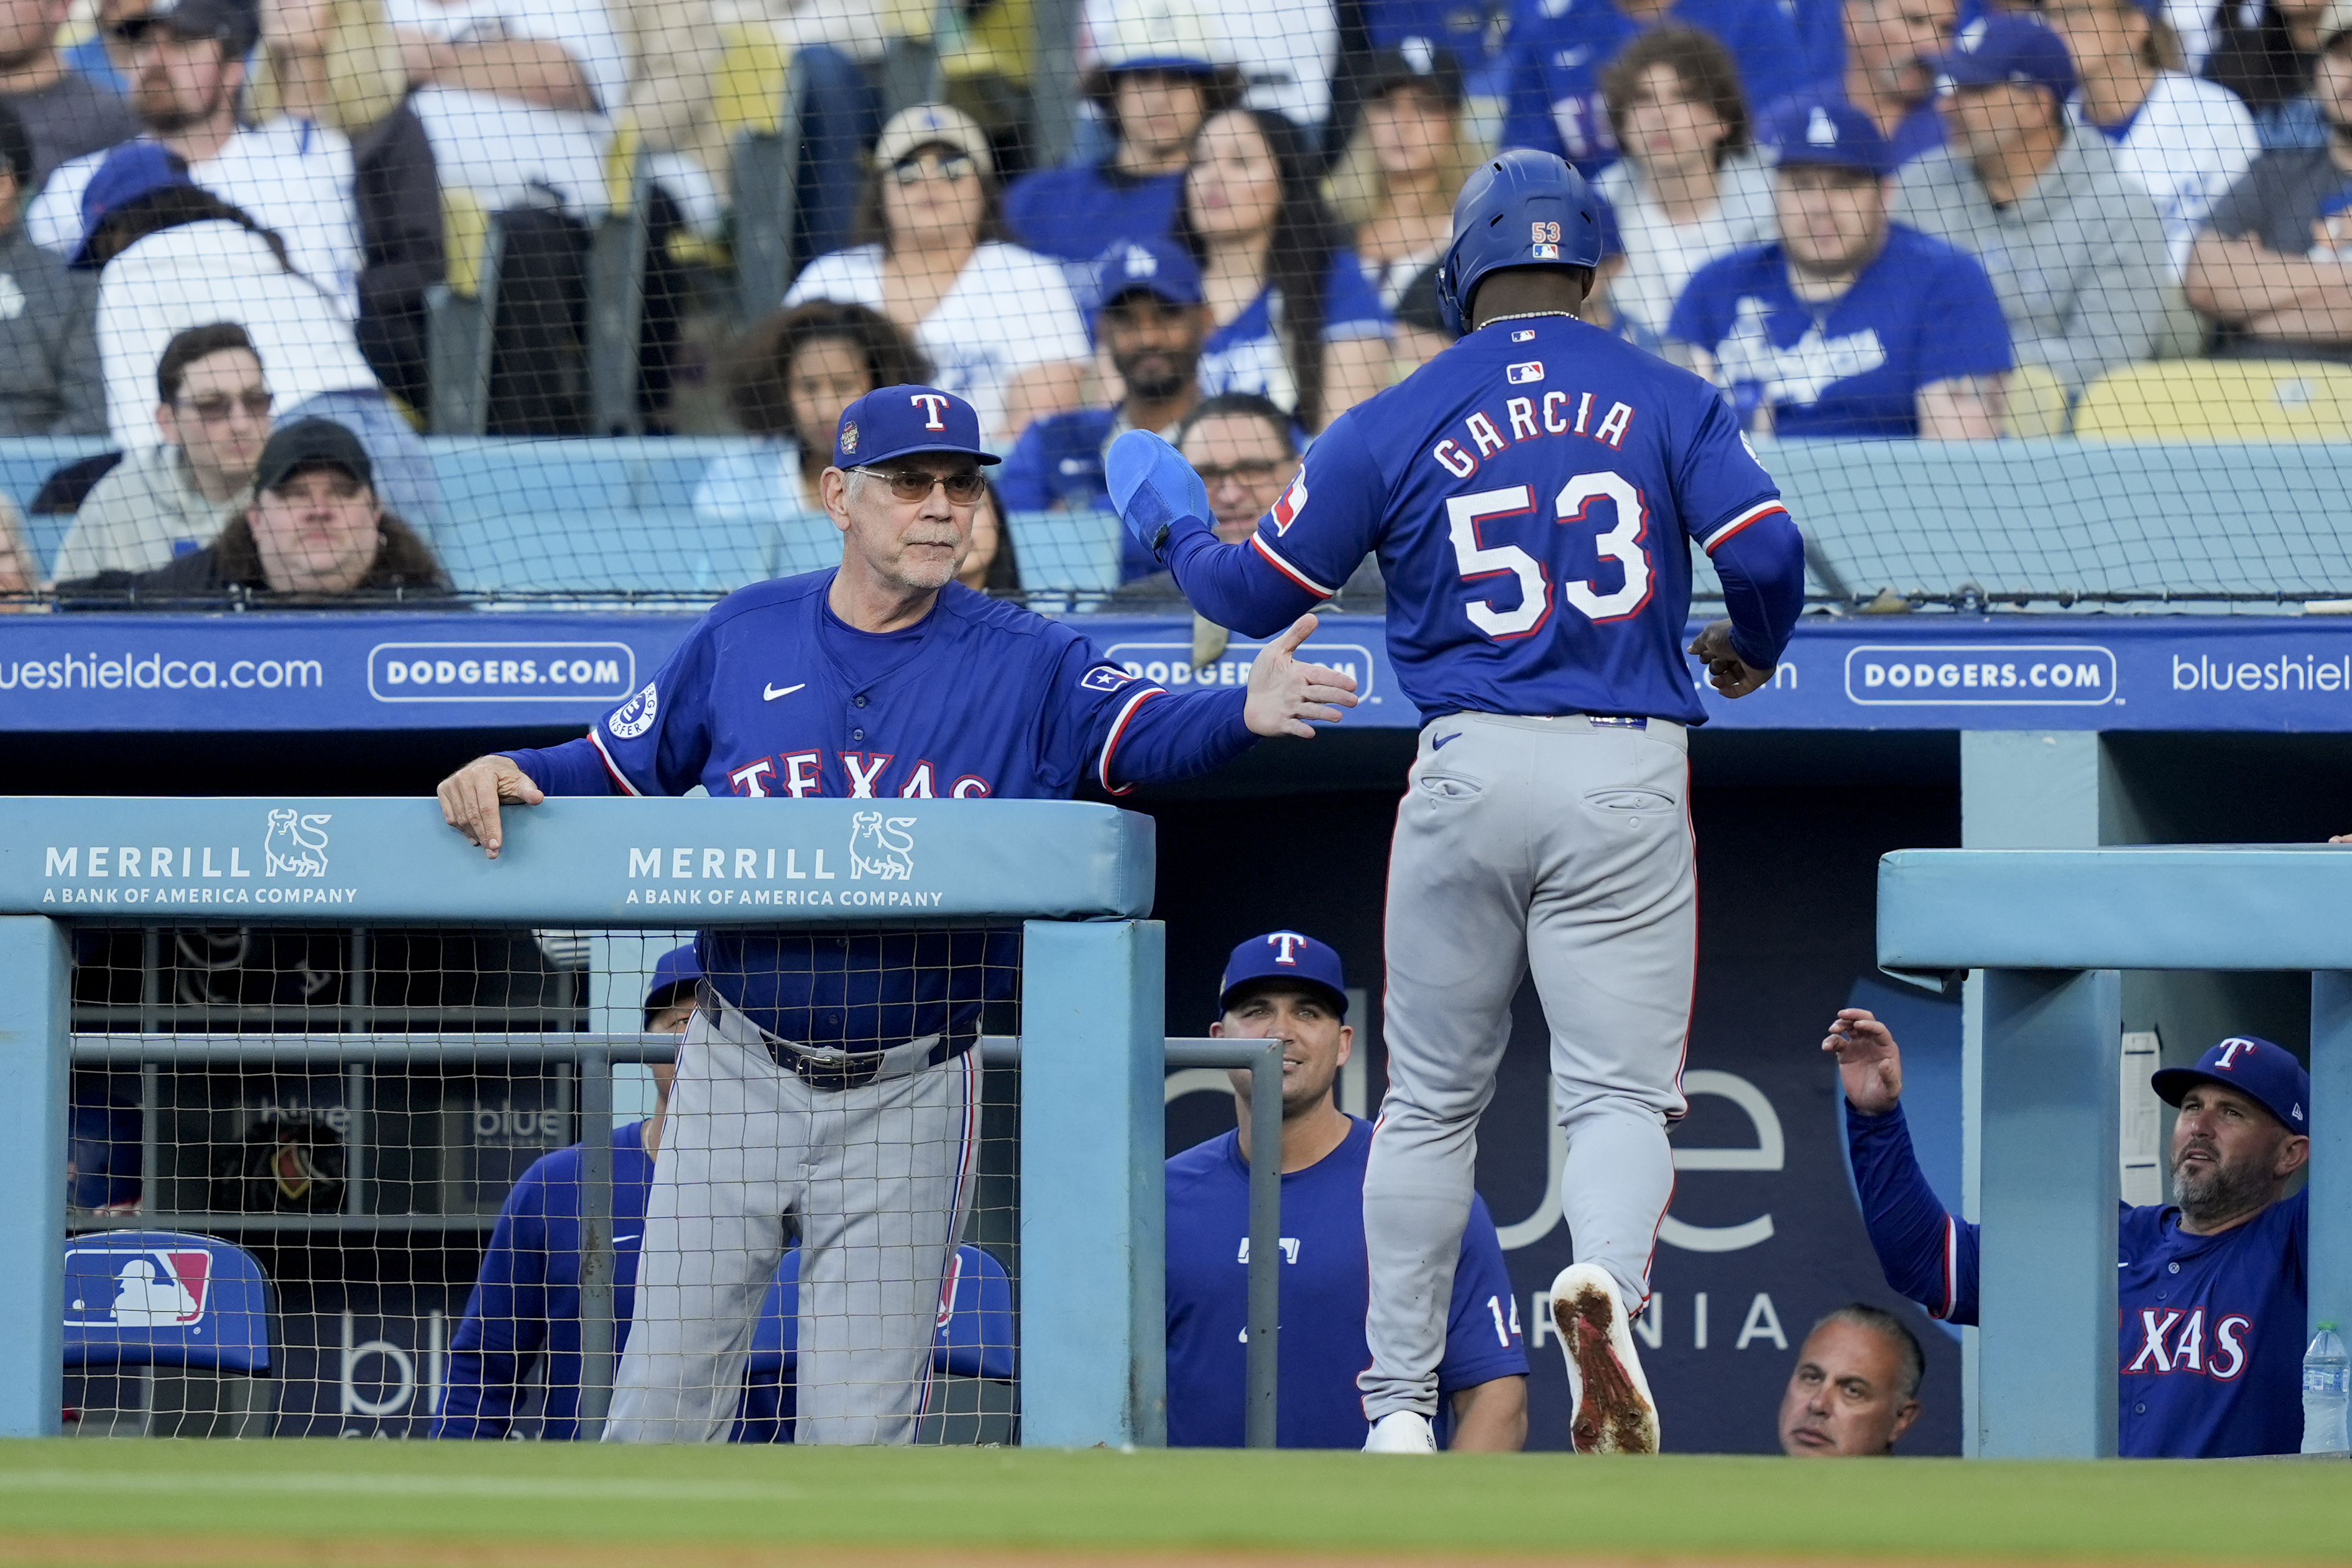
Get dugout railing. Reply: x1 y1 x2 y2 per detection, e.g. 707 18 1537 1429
1878 846 2352 1459
0 796 1286 1448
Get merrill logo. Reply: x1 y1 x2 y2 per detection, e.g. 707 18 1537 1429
849 812 916 880
264 809 331 878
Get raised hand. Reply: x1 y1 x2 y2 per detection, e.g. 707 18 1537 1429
1243 614 1361 739
1822 1007 1904 1115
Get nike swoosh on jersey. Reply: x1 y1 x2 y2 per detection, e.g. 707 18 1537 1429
763 683 806 701
1432 732 1462 750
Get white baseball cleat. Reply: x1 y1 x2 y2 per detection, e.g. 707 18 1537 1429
1549 1263 1660 1454
1362 1410 1437 1453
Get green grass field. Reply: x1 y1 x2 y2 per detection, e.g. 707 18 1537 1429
1 1441 2348 1567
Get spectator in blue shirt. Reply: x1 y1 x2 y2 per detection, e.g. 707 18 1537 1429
1761 0 1958 172
435 948 785 1441
1670 97 2011 438
997 237 1209 578
1166 932 1528 1450
1181 106 1390 430
1498 0 1811 177
1003 0 1239 264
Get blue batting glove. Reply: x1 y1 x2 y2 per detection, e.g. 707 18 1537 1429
1105 430 1212 569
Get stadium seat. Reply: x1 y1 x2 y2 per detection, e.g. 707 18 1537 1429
1007 510 1125 604
2001 364 2070 438
2072 361 2352 441
62 1230 273 1437
749 1243 1015 1381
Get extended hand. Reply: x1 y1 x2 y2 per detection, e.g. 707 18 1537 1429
1822 1007 1904 1115
1689 619 1773 698
1243 614 1360 739
436 754 545 860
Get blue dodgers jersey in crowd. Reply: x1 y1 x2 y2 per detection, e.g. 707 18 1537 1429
1197 249 1392 405
433 1125 785 1441
1500 0 1809 175
1165 1118 1527 1448
1847 1103 2308 1458
1002 163 1183 264
1668 226 2011 439
1242 313 1787 724
507 572 1252 1049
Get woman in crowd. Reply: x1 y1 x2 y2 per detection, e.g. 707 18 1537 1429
2203 0 2332 149
250 0 445 414
76 145 445 527
785 103 1089 442
697 299 929 525
1592 25 1773 344
1180 105 1389 432
1327 45 1481 321
2049 0 2257 272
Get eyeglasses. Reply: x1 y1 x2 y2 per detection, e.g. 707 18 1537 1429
177 390 272 423
854 466 987 504
1194 459 1284 487
888 152 978 185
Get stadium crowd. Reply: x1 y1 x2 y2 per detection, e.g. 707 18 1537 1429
0 0 2338 602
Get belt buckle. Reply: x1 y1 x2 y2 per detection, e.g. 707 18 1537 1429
772 1041 882 1092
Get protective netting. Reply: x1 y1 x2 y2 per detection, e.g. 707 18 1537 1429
0 0 2342 616
62 924 1021 1442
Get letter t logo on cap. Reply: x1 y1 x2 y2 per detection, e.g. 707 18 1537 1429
910 393 951 431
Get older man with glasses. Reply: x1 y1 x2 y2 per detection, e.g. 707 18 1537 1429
436 383 1360 1444
50 320 268 578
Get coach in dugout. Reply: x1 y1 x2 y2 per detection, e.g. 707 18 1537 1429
1776 1303 1925 1457
1166 932 1527 1449
1826 1008 2309 1457
437 384 1356 1444
433 948 789 1441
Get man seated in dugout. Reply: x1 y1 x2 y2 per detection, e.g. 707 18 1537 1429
57 417 452 606
1777 1302 1926 1456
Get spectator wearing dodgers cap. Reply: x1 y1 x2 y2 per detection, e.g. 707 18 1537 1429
1161 929 1529 1452
1668 96 2012 438
1829 1007 2314 1457
1890 9 2170 395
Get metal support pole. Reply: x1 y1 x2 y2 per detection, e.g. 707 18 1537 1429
1019 919 1165 1448
0 916 70 1437
576 1046 616 1438
344 1064 367 1217
1163 1038 1282 1447
1978 966 2120 1459
2310 974 2352 1346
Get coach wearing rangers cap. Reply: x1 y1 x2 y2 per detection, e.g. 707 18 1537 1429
1827 1010 2311 1457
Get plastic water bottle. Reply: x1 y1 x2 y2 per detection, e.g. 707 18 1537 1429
2302 1324 2349 1455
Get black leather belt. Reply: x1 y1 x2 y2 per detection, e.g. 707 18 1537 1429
764 1031 975 1092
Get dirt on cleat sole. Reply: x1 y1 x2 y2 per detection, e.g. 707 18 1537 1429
1556 1282 1656 1455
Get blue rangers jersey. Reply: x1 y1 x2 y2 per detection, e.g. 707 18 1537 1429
505 571 1255 1048
1848 1101 2308 1458
1140 313 1805 726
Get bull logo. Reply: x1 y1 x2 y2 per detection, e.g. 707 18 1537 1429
263 809 331 877
848 811 916 880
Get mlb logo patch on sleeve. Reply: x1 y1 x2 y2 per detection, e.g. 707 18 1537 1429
1271 471 1309 533
1508 361 1545 384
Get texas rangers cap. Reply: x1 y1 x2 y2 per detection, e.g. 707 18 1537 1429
832 385 1001 469
643 943 700 1025
113 0 259 55
1093 237 1206 316
1762 99 1894 177
1928 14 2077 104
254 418 373 494
1218 931 1347 1016
2151 1036 2310 1135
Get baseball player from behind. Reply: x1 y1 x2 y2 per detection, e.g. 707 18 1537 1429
1107 150 1807 1454
436 384 1357 1444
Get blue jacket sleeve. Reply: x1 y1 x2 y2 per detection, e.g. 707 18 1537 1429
1100 688 1257 791
1437 1195 1531 1396
1708 510 1807 671
1845 1101 1978 1325
503 736 619 796
432 1169 555 1437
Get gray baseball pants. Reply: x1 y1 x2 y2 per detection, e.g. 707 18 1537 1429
604 994 980 1444
1360 712 1694 1421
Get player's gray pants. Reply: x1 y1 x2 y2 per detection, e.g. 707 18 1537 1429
1360 713 1693 1421
604 995 980 1444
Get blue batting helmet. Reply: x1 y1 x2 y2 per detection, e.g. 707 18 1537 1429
1434 150 1603 338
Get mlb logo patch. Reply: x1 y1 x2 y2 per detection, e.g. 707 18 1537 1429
64 1246 213 1329
1531 243 1559 261
1507 361 1545 384
1270 471 1309 535
1079 665 1136 693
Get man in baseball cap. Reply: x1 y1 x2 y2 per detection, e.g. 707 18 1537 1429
1893 10 2169 395
818 384 1000 617
1827 1009 2313 1456
1667 96 2011 438
998 237 1211 565
1163 930 1529 1450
